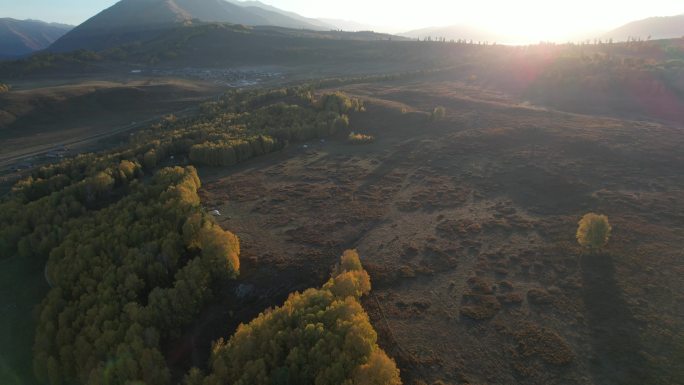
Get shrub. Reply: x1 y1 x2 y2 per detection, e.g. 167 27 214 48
460 294 501 320
348 132 375 144
513 322 575 365
527 288 553 305
576 213 611 251
430 106 446 121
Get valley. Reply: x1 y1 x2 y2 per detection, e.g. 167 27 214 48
2 47 684 385
1 1 684 385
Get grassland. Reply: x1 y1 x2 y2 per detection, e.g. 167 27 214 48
197 76 684 384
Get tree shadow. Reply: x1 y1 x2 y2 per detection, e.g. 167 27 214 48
581 253 650 385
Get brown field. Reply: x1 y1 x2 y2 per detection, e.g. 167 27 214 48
191 77 684 384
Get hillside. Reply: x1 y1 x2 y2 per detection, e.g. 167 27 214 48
49 0 328 52
107 24 416 73
0 19 72 58
606 14 684 41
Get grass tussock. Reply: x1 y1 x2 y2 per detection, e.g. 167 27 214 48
348 131 375 144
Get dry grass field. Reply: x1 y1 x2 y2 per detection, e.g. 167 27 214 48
193 77 684 384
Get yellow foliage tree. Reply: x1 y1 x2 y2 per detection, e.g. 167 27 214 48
341 249 363 271
353 350 402 385
201 250 401 385
576 213 612 251
200 225 240 278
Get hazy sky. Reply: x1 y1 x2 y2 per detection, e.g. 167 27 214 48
2 0 683 40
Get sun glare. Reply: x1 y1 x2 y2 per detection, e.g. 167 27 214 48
284 0 684 43
431 0 684 43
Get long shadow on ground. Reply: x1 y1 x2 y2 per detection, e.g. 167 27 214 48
581 253 650 385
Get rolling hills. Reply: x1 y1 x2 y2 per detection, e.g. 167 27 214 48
0 18 72 58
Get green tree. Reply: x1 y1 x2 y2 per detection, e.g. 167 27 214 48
184 368 205 385
143 149 158 169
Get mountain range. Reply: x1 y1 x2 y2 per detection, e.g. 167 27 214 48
604 14 684 41
49 0 335 52
0 18 72 58
2 0 684 58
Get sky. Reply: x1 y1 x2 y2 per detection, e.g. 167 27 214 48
1 0 683 41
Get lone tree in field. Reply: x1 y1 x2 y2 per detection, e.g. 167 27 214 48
576 213 612 252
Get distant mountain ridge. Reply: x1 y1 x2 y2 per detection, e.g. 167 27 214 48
0 18 72 58
49 0 331 52
605 14 684 41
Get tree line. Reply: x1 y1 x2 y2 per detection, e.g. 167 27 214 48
33 166 240 385
0 86 400 384
0 89 363 261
